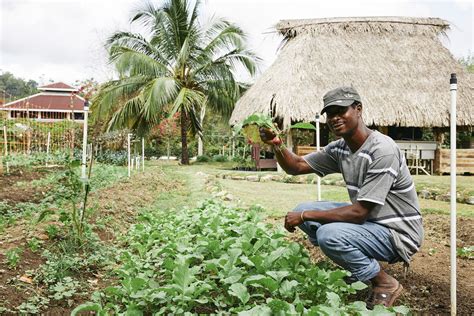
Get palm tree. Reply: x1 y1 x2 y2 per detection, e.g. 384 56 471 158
92 0 258 164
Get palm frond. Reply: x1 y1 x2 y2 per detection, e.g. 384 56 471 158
92 76 149 120
170 87 206 135
109 46 171 77
142 77 180 123
108 95 144 131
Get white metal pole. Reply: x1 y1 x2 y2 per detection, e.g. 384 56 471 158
81 102 89 179
449 73 457 316
316 114 321 201
127 133 131 177
142 137 145 172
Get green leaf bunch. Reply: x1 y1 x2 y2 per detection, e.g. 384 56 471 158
73 199 409 315
234 112 281 145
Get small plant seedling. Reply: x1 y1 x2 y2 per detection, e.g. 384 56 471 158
49 277 80 301
457 246 474 259
45 224 60 240
27 238 43 253
5 247 23 269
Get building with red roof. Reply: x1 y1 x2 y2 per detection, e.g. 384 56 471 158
0 82 88 123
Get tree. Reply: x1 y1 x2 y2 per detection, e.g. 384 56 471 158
0 71 39 103
92 0 258 164
458 54 474 73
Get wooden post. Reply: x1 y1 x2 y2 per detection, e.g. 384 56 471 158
26 129 31 155
3 126 7 156
46 132 51 166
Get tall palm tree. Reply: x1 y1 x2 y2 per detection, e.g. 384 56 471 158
92 0 258 164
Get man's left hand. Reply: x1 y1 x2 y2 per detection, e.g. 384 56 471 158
284 212 303 232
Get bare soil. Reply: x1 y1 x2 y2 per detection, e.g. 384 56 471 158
0 170 49 204
0 166 181 313
290 214 474 315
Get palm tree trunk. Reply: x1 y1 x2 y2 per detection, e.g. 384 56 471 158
180 110 189 164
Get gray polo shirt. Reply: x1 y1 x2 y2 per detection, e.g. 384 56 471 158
303 131 423 263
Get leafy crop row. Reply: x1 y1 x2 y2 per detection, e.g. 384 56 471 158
74 200 408 315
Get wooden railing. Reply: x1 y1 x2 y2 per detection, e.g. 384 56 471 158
295 145 317 156
434 149 474 174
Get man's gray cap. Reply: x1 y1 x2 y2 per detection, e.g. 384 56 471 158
321 86 361 114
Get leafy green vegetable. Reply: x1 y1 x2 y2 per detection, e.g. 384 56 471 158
72 199 407 314
235 113 280 145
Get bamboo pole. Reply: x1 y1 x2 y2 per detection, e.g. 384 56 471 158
3 126 7 156
46 132 51 166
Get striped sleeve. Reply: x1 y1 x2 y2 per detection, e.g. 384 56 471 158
357 154 400 205
302 145 340 177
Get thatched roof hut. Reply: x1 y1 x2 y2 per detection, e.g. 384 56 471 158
230 17 474 128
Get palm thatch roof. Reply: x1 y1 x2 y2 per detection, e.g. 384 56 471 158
230 17 474 128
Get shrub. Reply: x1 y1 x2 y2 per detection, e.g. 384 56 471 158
196 155 211 162
95 150 128 166
212 154 228 162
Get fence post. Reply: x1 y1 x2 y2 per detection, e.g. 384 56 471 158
3 125 7 156
46 132 51 166
142 137 145 172
26 129 31 155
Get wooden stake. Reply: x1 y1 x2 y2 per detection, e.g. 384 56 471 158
3 125 7 156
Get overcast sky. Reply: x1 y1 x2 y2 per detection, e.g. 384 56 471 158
0 0 472 86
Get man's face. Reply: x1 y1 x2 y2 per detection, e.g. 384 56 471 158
325 105 360 137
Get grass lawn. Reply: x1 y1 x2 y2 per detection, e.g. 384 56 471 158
176 162 474 218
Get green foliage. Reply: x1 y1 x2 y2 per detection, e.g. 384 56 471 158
212 154 228 162
93 0 258 164
232 156 254 170
235 113 281 146
49 276 80 300
5 247 23 269
27 237 44 253
458 54 474 73
0 71 38 100
95 150 128 166
1 151 70 173
38 158 92 243
196 155 211 162
457 246 474 259
45 224 60 240
36 238 114 286
16 295 50 314
71 302 108 316
74 199 405 314
290 122 316 131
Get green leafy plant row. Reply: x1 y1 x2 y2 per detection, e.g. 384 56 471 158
73 199 408 315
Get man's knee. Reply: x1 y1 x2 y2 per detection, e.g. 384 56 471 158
293 201 318 212
316 223 344 250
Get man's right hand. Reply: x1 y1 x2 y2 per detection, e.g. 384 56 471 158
259 127 282 146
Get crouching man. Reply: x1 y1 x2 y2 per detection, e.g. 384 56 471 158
260 86 423 307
